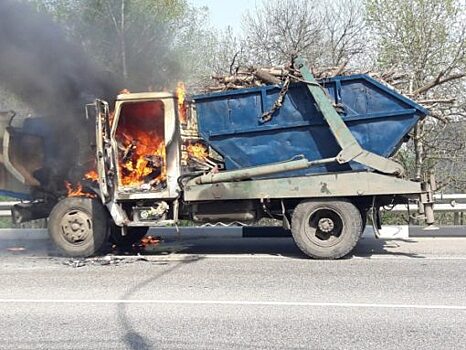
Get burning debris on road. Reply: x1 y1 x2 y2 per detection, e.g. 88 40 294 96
63 255 134 268
133 235 162 251
62 235 163 268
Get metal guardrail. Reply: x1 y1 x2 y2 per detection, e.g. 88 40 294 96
1 194 465 220
381 194 466 225
390 204 466 212
386 194 466 211
0 201 19 218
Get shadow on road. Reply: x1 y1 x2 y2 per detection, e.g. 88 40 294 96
117 258 201 350
143 236 426 260
350 237 424 259
0 234 429 260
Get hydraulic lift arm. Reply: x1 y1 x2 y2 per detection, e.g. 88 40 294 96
294 57 405 176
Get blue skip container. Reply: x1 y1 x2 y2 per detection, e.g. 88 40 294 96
193 75 428 175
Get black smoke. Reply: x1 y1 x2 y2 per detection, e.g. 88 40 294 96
0 0 120 193
0 0 118 116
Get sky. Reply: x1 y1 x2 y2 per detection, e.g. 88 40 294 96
190 0 258 34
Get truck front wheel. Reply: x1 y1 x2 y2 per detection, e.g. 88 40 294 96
291 199 362 259
48 197 109 257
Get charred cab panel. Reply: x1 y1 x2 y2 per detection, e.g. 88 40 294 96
111 93 181 201
0 111 48 199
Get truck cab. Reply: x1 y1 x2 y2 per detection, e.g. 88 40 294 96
95 92 181 202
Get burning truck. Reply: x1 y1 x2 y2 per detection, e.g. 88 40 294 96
0 58 435 259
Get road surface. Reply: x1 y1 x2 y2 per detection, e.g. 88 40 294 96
1 229 466 349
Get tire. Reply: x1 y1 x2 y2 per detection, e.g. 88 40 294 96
291 199 362 259
110 225 149 248
48 197 109 257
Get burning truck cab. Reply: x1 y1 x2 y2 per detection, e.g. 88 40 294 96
104 93 180 198
1 59 437 259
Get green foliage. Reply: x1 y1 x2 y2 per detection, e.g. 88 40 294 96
0 218 12 229
366 0 466 191
394 144 416 178
366 0 464 85
170 5 219 85
28 0 212 89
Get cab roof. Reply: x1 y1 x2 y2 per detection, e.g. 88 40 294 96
116 92 175 101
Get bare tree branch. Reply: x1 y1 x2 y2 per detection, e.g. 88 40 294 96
413 73 466 96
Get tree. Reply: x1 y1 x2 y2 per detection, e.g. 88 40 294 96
322 0 366 67
170 5 220 87
31 0 212 89
242 0 324 66
242 0 366 67
366 0 466 190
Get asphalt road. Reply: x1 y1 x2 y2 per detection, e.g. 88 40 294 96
1 231 466 349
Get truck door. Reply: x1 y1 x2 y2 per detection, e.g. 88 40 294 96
92 100 117 203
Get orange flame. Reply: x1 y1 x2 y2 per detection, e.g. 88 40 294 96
121 144 166 186
187 143 208 160
65 181 96 198
84 170 99 182
176 82 187 124
139 235 161 248
117 131 166 187
114 100 168 189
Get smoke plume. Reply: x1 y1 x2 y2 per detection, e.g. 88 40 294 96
0 0 120 191
0 0 118 117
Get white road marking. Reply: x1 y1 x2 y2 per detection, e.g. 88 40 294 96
112 253 466 261
125 254 290 260
0 299 465 310
351 256 466 260
206 254 466 260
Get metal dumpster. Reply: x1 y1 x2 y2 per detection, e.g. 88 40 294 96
193 75 428 176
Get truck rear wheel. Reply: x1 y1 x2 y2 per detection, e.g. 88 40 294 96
48 197 109 257
291 199 362 259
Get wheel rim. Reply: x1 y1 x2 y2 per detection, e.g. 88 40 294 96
60 209 93 245
305 208 344 248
